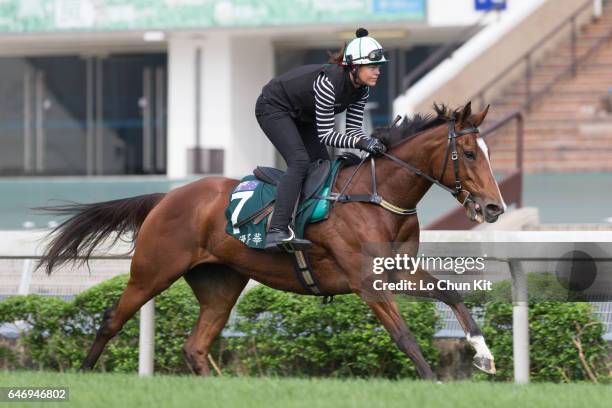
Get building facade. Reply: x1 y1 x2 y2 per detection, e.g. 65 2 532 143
0 0 513 178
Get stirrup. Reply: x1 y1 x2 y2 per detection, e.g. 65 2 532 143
278 238 313 253
266 226 312 253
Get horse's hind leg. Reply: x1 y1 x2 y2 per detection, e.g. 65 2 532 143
182 264 248 376
410 267 496 374
80 249 192 371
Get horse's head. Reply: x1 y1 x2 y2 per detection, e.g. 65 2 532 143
432 102 506 223
373 102 506 224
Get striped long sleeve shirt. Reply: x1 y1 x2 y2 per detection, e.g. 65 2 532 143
313 72 369 149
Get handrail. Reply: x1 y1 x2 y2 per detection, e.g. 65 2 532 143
401 3 505 91
472 0 601 111
481 109 522 135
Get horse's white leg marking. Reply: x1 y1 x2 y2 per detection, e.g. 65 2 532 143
467 333 494 359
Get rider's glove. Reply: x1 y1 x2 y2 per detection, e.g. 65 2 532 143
355 137 387 155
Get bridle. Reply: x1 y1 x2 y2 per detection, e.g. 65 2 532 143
388 112 479 206
330 114 480 215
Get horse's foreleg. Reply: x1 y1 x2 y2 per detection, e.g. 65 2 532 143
409 268 496 374
363 294 437 380
323 235 436 379
182 264 248 376
438 294 496 374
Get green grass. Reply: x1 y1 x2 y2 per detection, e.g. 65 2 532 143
0 371 610 408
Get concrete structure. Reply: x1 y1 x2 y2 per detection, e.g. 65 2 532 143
0 0 534 179
394 0 595 116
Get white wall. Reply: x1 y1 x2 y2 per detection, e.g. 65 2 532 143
229 36 275 179
201 34 233 163
167 33 274 179
167 36 198 179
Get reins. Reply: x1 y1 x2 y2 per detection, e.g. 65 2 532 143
326 114 480 215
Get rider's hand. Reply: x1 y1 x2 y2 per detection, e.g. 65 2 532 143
356 137 387 155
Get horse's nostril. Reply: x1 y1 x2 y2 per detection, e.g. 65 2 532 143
486 204 503 215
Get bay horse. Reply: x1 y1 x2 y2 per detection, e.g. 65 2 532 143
38 102 505 380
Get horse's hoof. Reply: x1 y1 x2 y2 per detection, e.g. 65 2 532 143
473 355 496 374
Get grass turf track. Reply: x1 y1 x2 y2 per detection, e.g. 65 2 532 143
0 371 610 408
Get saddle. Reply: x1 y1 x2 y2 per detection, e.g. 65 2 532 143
224 158 345 250
253 159 331 205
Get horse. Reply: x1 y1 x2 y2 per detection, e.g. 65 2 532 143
37 101 505 380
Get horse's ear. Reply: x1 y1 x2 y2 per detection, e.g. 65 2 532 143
470 104 490 127
459 101 472 125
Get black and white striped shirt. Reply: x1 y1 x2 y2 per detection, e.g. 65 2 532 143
313 72 368 149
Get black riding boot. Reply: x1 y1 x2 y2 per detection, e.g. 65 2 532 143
265 225 312 253
265 168 313 252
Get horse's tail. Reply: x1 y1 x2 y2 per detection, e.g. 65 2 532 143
35 193 166 275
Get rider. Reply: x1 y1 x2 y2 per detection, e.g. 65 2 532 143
256 28 388 252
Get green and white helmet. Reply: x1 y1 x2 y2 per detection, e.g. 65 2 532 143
343 28 389 65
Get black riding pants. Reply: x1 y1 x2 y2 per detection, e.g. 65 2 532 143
255 95 330 230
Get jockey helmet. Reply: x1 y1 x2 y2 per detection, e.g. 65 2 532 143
343 28 389 66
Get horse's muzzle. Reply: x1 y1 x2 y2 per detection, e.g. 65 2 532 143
484 202 504 223
465 199 504 223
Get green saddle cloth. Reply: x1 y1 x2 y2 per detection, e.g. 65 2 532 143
224 159 343 249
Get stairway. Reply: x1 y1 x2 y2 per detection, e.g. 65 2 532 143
483 4 612 173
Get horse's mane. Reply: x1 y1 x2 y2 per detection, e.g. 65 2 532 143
374 103 459 147
338 103 463 167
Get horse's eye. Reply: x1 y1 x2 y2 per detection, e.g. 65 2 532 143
464 150 475 160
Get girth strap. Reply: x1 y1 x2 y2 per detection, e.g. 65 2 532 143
288 249 332 297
